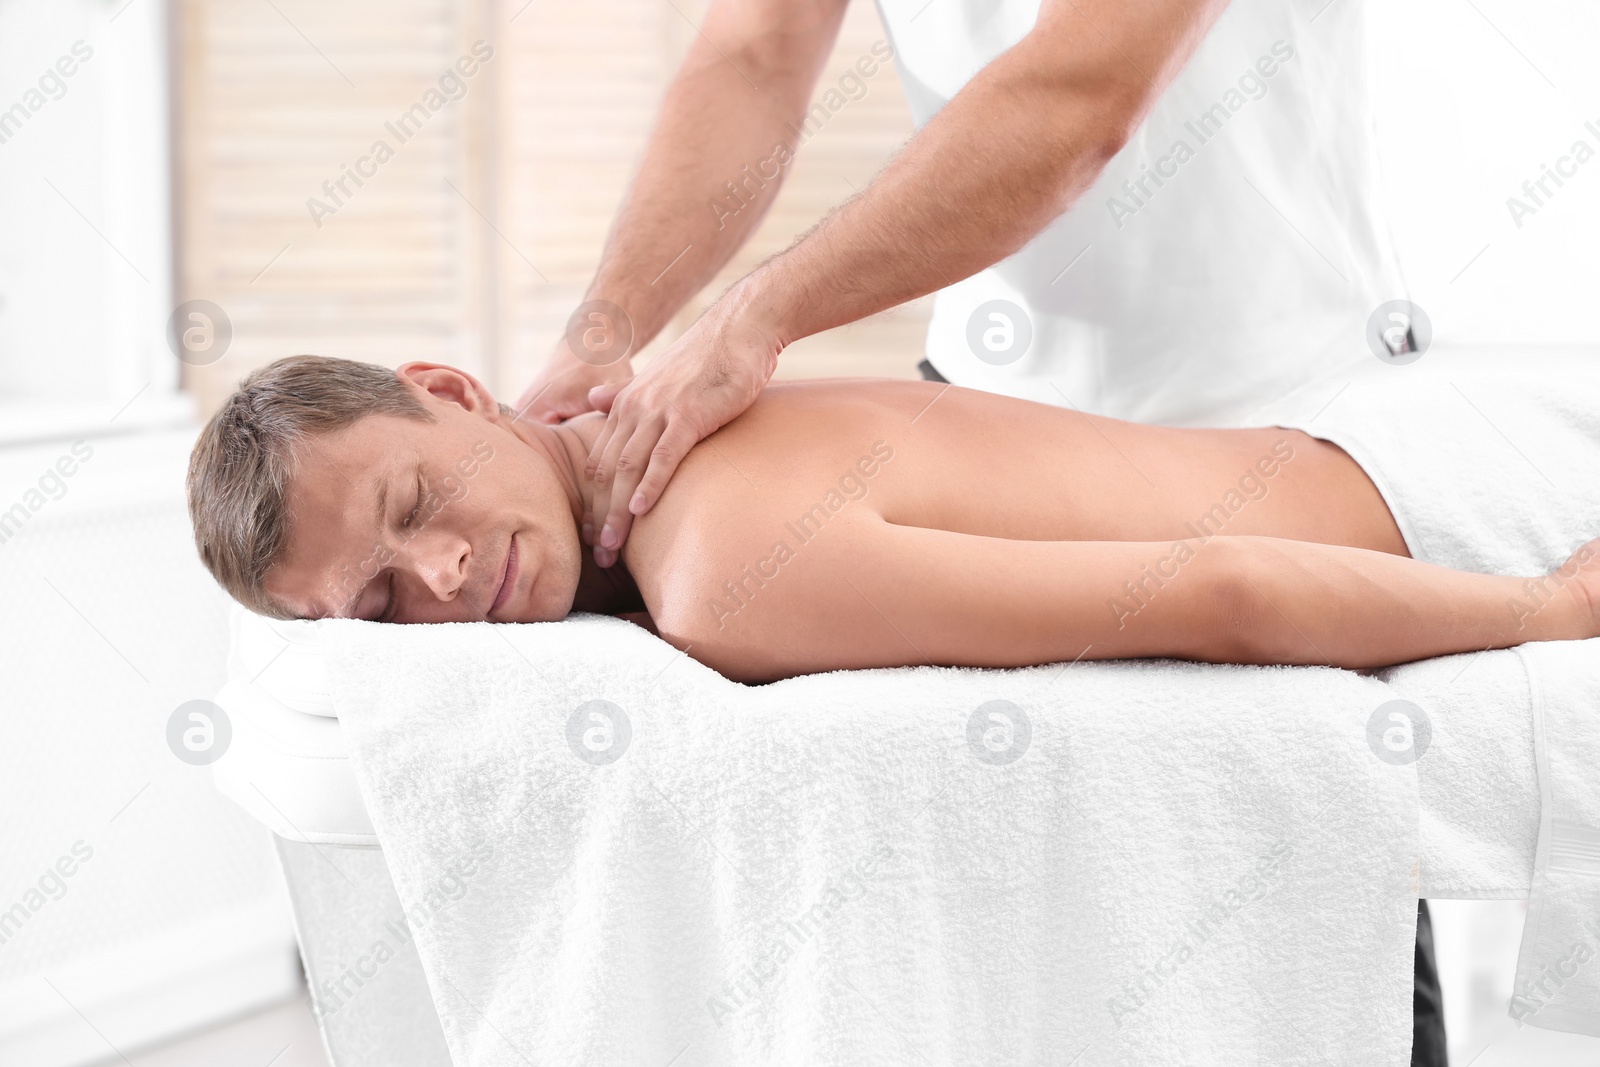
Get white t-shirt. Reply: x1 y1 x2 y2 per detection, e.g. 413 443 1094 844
871 0 1407 427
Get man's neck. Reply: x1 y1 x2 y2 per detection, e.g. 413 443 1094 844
507 411 646 616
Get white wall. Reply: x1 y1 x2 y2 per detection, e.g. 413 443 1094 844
0 2 303 1063
0 0 180 423
1368 0 1600 346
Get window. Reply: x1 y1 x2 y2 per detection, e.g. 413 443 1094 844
0 0 186 444
173 0 927 423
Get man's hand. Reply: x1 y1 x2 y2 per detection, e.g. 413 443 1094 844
514 337 634 425
584 290 782 567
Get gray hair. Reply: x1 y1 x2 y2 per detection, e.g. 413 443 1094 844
186 355 509 618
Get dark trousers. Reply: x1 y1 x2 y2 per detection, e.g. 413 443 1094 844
914 358 1449 1065
1414 900 1448 1066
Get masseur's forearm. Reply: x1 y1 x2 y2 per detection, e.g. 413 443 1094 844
580 3 848 349
727 1 1227 344
1214 536 1584 668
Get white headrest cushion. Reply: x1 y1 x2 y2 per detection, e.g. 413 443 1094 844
210 605 377 847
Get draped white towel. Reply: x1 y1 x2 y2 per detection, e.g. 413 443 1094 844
323 613 1424 1067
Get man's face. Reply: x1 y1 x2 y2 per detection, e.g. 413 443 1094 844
262 367 583 623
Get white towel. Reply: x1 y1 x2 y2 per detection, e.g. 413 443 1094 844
323 615 1423 1067
1250 344 1600 577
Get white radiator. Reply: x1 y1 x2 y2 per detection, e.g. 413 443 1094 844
0 426 302 1066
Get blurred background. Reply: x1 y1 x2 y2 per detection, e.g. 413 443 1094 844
0 0 1596 1064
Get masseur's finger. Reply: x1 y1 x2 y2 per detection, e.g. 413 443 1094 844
585 411 627 567
594 413 698 565
586 383 657 566
626 417 701 520
587 380 625 414
584 395 622 484
594 417 661 563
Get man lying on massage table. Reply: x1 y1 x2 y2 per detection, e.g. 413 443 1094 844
186 355 1598 685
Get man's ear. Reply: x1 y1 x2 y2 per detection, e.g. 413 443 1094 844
395 362 501 419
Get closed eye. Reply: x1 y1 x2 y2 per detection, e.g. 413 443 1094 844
379 571 399 623
402 471 424 528
376 468 423 621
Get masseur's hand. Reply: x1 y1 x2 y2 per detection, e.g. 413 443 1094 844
585 289 781 567
514 337 634 425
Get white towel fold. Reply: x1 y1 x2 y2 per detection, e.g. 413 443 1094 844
1511 639 1600 1034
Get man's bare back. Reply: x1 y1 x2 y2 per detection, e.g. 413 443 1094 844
628 377 1407 563
610 378 1408 676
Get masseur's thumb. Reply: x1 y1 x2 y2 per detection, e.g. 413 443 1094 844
587 381 625 414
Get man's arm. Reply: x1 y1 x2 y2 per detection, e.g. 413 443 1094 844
515 0 850 424
664 525 1597 685
583 0 1233 567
